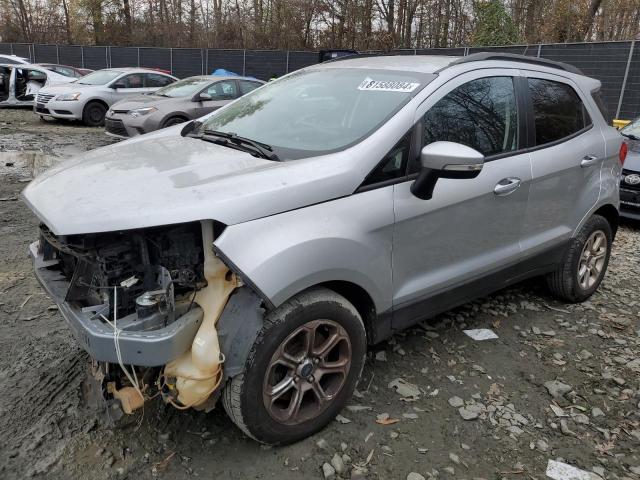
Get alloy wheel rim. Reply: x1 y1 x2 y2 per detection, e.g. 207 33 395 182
262 319 351 425
577 230 607 290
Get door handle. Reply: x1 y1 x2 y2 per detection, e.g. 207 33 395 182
494 177 521 196
580 155 599 167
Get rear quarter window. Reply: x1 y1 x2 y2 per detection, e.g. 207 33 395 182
528 78 591 146
591 89 610 123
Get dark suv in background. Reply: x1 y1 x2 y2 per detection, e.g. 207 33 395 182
620 118 640 219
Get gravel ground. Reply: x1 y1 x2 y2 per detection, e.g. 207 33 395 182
1 108 639 480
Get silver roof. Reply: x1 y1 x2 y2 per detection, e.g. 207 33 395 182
313 55 460 74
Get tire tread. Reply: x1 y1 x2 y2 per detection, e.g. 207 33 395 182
221 287 364 444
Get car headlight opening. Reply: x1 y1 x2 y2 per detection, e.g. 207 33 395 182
129 107 158 117
56 92 81 101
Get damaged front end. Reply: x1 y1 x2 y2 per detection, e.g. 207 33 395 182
30 219 248 417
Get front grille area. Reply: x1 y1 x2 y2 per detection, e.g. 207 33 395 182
621 169 640 192
105 118 129 137
36 93 55 104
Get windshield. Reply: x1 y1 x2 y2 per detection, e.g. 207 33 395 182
77 70 122 85
621 118 640 139
199 68 432 159
155 77 212 97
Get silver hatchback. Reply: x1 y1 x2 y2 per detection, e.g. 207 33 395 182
24 53 624 445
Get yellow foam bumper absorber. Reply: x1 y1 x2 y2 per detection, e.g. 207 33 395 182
163 220 239 408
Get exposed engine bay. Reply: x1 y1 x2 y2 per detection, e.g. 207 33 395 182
36 220 240 417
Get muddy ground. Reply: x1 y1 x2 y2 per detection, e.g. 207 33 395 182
0 108 639 480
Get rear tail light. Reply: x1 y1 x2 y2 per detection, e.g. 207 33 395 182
619 141 628 165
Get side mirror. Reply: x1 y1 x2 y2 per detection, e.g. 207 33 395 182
193 92 212 102
111 82 126 89
411 141 484 200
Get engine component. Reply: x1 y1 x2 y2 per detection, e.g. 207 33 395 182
39 222 204 320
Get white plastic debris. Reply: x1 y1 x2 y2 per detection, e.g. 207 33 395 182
463 329 499 341
388 378 421 399
546 460 603 480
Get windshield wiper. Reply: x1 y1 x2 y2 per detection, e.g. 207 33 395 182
622 132 640 141
197 129 280 161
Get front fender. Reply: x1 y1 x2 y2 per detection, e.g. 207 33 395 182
214 187 395 314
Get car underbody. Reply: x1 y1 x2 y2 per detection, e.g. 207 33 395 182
32 219 263 418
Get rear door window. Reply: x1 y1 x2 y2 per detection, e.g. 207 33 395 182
239 80 262 95
119 74 144 88
423 76 519 157
528 78 591 146
145 73 174 87
205 80 238 100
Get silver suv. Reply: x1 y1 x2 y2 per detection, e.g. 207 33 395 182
23 53 624 445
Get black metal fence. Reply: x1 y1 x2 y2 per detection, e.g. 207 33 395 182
1 40 638 119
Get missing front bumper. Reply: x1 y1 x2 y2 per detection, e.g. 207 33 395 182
30 241 203 367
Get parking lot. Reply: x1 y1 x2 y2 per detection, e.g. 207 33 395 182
1 108 639 480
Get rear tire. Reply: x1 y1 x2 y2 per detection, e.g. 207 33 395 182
82 101 107 127
222 287 366 445
546 214 612 303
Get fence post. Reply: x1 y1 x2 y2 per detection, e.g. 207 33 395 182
137 47 140 67
616 40 635 120
464 47 469 56
170 48 173 75
106 46 109 68
201 48 204 75
242 49 246 76
10 43 14 55
81 46 85 67
537 44 542 57
56 44 60 63
286 50 290 73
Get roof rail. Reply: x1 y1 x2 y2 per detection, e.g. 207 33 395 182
448 52 583 75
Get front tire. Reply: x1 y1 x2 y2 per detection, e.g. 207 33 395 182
222 288 366 445
546 214 612 303
82 101 107 127
162 116 188 128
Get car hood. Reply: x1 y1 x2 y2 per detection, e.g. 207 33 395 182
110 94 180 111
39 82 98 94
22 129 359 236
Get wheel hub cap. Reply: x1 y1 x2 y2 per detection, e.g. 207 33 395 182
298 359 314 378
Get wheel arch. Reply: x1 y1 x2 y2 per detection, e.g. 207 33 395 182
83 98 109 112
318 280 381 344
593 203 619 238
161 112 190 128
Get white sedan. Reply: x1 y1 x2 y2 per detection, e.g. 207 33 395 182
35 68 178 126
0 63 75 107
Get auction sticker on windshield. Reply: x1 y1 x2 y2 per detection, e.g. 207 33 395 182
358 77 420 92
